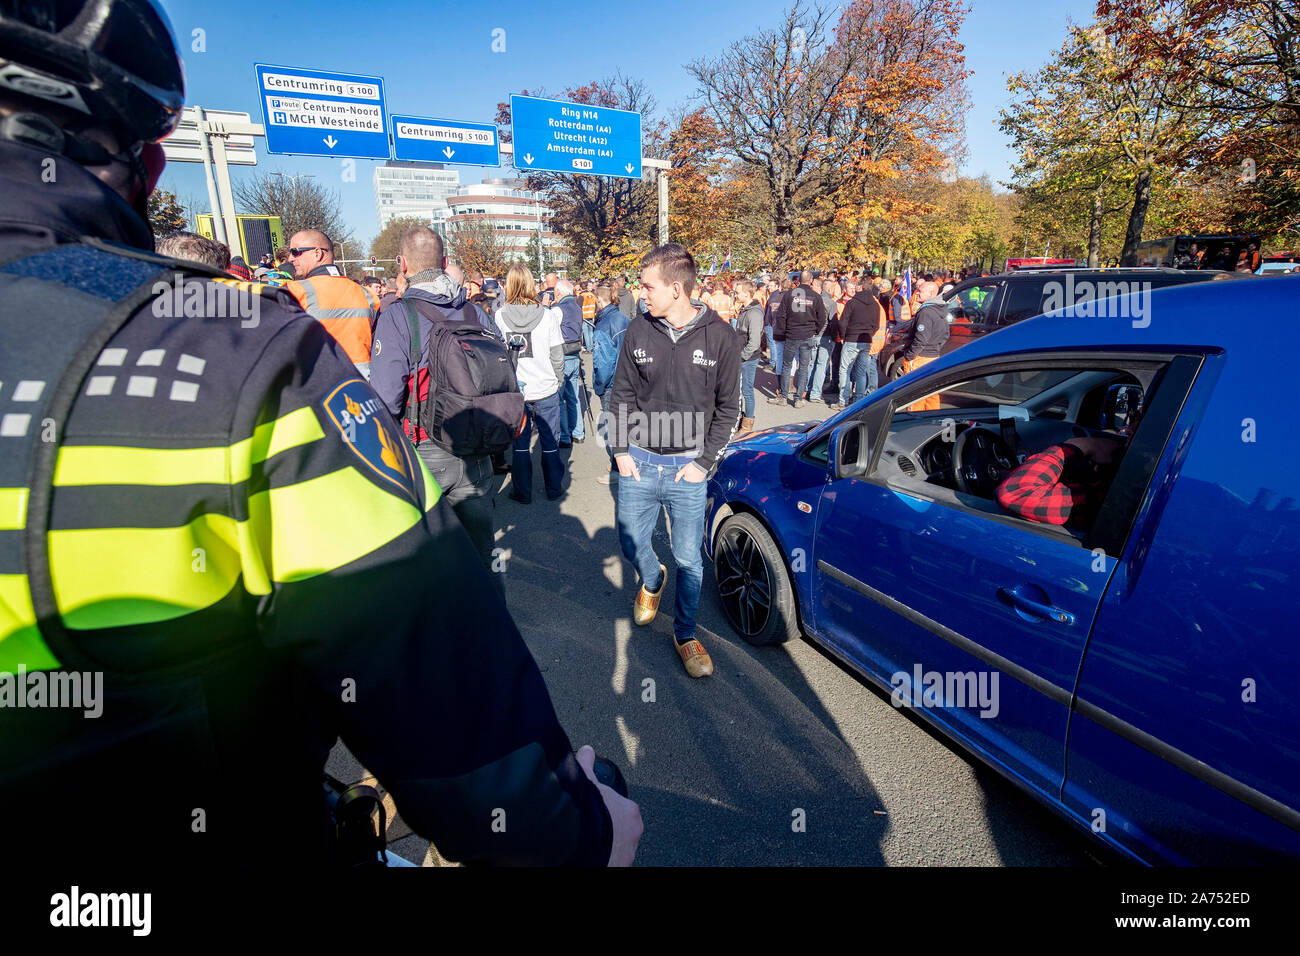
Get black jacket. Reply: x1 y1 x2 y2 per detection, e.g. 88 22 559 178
0 138 612 867
773 284 826 341
608 305 742 471
840 291 883 344
903 299 951 359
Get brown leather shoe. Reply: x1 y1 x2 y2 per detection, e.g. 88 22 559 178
676 638 714 678
633 564 667 626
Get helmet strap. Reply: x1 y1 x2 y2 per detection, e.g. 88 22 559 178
0 111 152 215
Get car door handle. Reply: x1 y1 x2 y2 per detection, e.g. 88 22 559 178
997 586 1076 625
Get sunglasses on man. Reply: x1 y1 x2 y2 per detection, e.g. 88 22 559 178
287 246 326 258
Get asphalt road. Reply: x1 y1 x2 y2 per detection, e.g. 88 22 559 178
334 355 1104 867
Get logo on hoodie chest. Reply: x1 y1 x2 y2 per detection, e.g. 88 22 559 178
633 347 652 365
692 348 717 368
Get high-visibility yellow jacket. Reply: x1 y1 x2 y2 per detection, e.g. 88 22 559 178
0 236 611 867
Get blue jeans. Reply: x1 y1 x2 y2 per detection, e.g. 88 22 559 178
512 390 565 501
764 325 782 373
740 358 760 417
781 337 815 399
559 353 585 442
806 336 833 399
838 342 879 405
617 451 708 642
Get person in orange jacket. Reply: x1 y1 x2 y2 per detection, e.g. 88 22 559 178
283 229 379 378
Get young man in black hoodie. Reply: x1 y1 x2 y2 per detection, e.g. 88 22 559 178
609 244 741 678
769 269 827 407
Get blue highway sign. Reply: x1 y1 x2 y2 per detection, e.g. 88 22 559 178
255 64 389 159
391 115 500 167
510 94 641 179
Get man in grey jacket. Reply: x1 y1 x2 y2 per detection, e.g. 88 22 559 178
733 279 765 433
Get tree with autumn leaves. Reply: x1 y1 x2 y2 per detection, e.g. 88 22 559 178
1002 2 1300 264
684 0 972 272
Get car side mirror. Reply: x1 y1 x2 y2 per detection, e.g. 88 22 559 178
830 422 871 479
1101 384 1144 431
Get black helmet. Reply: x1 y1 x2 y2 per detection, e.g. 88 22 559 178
0 0 185 144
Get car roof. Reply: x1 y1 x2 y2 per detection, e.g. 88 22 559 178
944 269 1232 296
922 274 1297 372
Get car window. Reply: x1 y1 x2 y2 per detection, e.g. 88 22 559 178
937 369 1079 410
869 359 1173 544
999 281 1047 325
946 281 1000 322
803 435 830 466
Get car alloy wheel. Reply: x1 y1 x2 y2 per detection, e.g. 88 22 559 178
713 512 801 646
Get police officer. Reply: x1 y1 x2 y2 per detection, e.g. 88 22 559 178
0 0 639 867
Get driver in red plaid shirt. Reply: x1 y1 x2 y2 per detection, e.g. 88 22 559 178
996 436 1127 526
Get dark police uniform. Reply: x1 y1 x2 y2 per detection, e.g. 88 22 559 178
0 137 611 866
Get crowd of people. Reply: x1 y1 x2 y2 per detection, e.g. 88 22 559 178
1 0 1017 873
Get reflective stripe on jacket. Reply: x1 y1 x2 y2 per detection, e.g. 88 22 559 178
285 274 377 367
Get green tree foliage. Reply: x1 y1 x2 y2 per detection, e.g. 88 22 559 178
368 216 427 278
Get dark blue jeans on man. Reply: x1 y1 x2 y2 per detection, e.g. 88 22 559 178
559 354 586 443
616 447 708 643
781 337 816 399
511 390 565 501
741 358 760 417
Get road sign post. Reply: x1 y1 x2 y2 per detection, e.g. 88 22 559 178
254 64 388 159
391 115 500 167
161 106 263 248
510 94 641 179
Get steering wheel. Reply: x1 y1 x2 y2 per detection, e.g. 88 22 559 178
954 426 1018 498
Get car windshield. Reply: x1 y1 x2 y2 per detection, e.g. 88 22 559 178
916 369 1084 411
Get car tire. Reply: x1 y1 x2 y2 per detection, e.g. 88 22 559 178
713 512 801 646
887 358 905 382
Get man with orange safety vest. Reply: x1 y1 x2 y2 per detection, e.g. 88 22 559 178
284 229 379 379
899 280 949 411
579 279 598 349
890 276 913 330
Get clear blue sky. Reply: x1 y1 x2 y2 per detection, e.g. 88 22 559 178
157 0 1095 247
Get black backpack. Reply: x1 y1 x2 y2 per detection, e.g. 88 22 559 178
403 299 524 458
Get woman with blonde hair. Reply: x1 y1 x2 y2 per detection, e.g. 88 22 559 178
495 264 567 502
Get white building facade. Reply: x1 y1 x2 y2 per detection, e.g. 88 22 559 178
373 161 461 230
445 178 569 272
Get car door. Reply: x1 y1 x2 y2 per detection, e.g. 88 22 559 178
808 355 1158 801
1062 353 1300 863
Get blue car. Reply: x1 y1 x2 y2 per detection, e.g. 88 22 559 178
705 276 1299 865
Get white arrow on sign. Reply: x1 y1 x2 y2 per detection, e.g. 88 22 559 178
523 153 534 165
625 163 634 174
323 135 338 149
442 146 455 159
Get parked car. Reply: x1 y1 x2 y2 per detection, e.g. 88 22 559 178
876 268 1233 383
705 276 1299 865
1255 261 1300 276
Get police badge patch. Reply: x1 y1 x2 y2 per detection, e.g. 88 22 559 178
322 378 416 498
